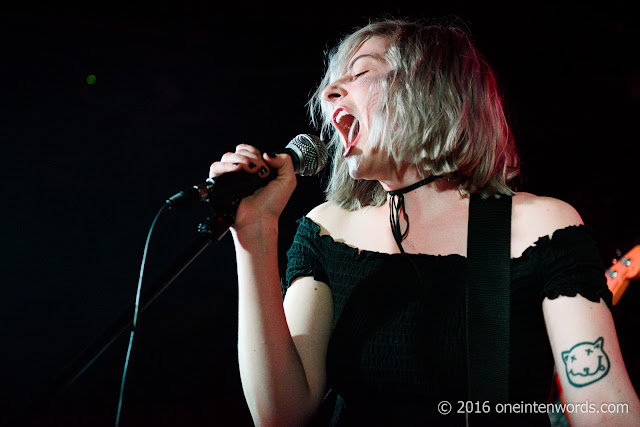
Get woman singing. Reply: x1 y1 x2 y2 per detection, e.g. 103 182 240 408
209 19 640 425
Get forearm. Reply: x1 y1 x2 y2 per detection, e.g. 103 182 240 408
233 221 315 426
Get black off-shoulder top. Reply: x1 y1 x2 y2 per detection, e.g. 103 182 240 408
283 217 612 426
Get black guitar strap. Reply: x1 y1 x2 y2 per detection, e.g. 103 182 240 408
466 194 512 408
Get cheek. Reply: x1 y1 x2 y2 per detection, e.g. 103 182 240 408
354 83 383 122
362 97 385 143
364 83 384 115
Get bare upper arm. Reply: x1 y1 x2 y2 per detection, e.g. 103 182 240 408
543 295 640 422
523 193 640 420
279 202 342 407
283 276 333 405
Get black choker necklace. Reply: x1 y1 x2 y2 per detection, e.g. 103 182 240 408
388 175 441 254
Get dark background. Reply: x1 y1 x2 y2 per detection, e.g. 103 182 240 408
1 1 638 425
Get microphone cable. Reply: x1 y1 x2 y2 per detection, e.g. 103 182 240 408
113 134 326 425
115 202 168 427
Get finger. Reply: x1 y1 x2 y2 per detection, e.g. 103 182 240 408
210 158 269 178
221 152 270 175
221 151 261 164
263 152 293 175
232 149 270 172
209 161 243 178
235 144 262 156
234 149 262 162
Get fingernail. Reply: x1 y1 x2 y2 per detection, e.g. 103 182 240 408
232 163 239 166
259 166 269 177
248 162 256 169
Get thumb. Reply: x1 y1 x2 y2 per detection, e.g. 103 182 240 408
263 152 294 175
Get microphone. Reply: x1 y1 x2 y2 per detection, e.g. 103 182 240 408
166 134 328 208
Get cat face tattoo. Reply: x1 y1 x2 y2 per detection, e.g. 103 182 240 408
561 337 610 387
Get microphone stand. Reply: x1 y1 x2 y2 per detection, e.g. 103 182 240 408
12 201 237 426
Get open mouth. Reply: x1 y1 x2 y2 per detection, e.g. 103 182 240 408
333 109 360 155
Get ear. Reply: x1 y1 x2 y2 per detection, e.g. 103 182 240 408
594 337 604 349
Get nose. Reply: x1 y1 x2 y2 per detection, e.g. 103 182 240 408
321 79 347 102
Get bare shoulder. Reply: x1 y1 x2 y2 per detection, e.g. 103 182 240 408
512 192 583 229
306 201 353 236
511 192 584 256
306 201 342 222
306 201 382 243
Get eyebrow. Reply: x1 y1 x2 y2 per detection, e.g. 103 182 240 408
348 53 385 70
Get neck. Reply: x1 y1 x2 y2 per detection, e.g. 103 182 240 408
386 178 465 216
384 172 465 254
378 164 466 213
388 175 441 196
377 163 423 192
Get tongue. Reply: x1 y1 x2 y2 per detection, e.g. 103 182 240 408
339 115 355 134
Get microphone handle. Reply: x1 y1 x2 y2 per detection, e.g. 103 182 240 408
205 166 278 209
167 149 288 208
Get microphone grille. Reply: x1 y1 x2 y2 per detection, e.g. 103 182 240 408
287 134 329 176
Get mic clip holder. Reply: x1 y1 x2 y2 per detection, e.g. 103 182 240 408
196 166 278 239
198 196 241 241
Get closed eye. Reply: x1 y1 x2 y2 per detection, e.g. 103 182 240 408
353 70 369 79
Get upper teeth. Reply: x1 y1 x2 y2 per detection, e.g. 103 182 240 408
335 110 349 123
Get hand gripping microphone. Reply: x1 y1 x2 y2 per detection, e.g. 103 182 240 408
166 134 328 208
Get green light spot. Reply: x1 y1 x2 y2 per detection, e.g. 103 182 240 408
86 74 96 85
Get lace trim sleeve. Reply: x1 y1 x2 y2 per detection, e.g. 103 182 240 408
282 217 329 296
533 225 612 307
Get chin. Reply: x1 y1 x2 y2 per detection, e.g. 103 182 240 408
347 168 361 180
345 156 364 179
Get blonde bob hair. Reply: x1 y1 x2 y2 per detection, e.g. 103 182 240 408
310 19 519 210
